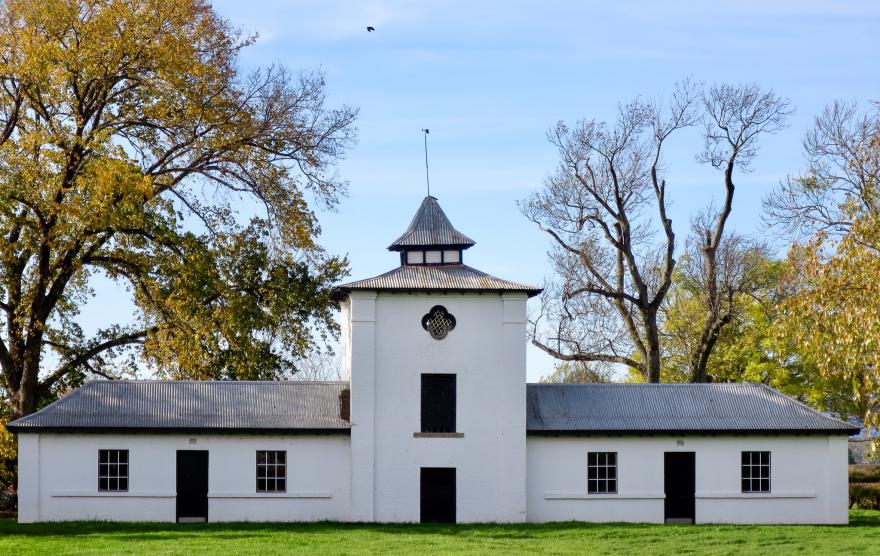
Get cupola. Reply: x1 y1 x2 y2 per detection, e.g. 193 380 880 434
388 196 475 266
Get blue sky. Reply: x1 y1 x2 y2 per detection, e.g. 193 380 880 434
87 1 880 381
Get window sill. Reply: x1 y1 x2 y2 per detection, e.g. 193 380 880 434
413 432 464 438
210 492 333 499
697 492 815 499
52 491 175 498
545 493 663 500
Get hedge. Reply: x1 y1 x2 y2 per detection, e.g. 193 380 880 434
850 465 880 509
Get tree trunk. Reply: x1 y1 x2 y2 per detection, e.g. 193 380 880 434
689 330 715 383
643 309 662 383
689 315 729 383
15 352 40 419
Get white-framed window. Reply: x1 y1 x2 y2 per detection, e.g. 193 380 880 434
98 449 129 492
741 451 770 493
256 450 286 493
404 249 462 265
587 451 617 494
425 250 443 264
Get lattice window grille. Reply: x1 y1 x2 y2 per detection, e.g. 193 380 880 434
421 305 456 340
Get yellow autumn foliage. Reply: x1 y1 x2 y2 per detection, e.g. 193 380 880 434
777 133 880 447
0 0 356 419
0 421 14 488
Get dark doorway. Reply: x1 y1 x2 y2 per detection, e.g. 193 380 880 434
664 452 695 524
420 467 456 523
176 450 209 522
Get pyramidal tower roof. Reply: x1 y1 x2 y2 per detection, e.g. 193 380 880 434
387 196 476 251
333 196 542 299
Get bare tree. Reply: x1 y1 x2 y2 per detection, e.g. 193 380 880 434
523 82 790 383
686 85 792 382
521 82 700 382
292 349 340 382
764 100 880 237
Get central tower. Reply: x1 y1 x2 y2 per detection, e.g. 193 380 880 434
335 196 540 523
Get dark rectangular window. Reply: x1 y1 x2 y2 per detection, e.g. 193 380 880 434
741 451 770 493
256 450 286 493
421 374 456 433
98 449 129 492
587 452 617 494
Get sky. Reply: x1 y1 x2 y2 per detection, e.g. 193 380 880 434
86 1 880 382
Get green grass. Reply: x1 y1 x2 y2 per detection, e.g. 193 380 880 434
1 511 878 555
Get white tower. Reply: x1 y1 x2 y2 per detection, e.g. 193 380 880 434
335 196 540 523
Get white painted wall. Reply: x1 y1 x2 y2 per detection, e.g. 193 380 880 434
345 291 528 523
526 435 850 524
347 292 377 521
17 433 350 523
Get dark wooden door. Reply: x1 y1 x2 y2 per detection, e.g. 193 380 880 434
176 450 209 522
420 467 456 523
664 452 695 523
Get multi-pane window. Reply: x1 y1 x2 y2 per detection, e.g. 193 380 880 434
421 374 456 432
587 452 617 494
741 451 771 493
256 451 286 493
98 449 129 492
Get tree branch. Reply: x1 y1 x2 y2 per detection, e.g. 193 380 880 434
531 337 643 372
39 328 153 391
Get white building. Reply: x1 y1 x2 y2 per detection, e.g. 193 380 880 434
8 196 856 524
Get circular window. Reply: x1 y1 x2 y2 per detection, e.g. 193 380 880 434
421 305 456 340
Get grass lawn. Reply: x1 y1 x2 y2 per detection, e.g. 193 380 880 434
1 511 878 555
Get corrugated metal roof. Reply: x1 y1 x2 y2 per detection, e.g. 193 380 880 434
388 196 476 250
10 380 853 436
334 264 542 298
6 381 350 433
526 383 859 434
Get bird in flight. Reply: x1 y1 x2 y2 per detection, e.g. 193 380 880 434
367 26 375 32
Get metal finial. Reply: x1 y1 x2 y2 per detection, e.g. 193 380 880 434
421 128 430 197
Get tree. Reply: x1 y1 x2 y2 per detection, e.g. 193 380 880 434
0 0 357 418
685 85 791 382
539 361 611 384
0 403 14 491
522 82 788 383
766 101 880 437
764 101 879 237
291 349 340 382
660 254 859 417
776 218 880 432
662 245 778 382
522 82 699 383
